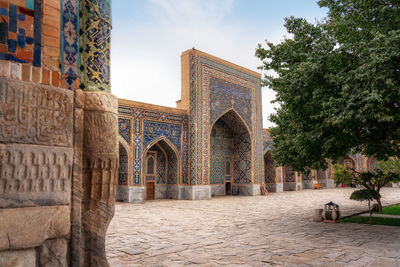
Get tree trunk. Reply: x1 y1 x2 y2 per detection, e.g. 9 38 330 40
376 198 383 212
368 200 371 216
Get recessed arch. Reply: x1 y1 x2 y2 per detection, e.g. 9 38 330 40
209 108 252 191
118 135 131 187
209 107 252 137
263 150 276 184
142 136 181 186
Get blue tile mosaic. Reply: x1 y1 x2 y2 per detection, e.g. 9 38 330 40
17 35 25 48
9 5 17 33
143 120 181 151
8 39 16 53
118 118 131 145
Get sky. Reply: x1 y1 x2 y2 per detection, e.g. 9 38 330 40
111 0 328 128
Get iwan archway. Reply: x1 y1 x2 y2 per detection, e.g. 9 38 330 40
209 109 252 196
143 137 181 200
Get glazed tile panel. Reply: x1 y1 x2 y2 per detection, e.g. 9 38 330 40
209 77 252 130
0 0 41 66
118 118 131 145
61 0 79 89
143 120 181 151
118 104 188 186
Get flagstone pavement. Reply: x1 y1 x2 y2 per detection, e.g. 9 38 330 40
106 188 400 267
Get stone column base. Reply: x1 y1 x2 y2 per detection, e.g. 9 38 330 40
181 186 211 200
237 184 261 196
302 181 313 189
295 182 303 191
317 180 327 188
283 182 297 191
326 180 335 188
266 183 283 192
116 187 144 203
211 184 226 196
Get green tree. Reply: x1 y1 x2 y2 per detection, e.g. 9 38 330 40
350 189 381 217
255 0 400 173
334 163 400 211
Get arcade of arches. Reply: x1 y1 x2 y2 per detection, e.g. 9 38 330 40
262 130 377 192
116 50 379 203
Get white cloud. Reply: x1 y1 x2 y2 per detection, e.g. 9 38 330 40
111 0 281 128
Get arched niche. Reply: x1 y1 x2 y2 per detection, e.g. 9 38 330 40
209 109 252 195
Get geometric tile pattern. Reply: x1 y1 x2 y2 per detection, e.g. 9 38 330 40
220 110 252 184
264 151 276 184
155 139 179 185
284 167 295 183
118 118 131 145
210 120 233 184
210 77 252 131
61 0 79 90
149 145 166 184
189 54 197 185
118 104 188 186
79 0 111 92
0 0 41 66
118 144 129 186
189 53 262 185
143 120 181 151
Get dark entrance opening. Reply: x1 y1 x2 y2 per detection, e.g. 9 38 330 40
225 182 232 195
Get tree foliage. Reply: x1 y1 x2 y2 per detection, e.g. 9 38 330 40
256 0 400 172
333 162 400 211
350 189 381 216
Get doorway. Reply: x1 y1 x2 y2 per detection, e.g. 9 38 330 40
146 182 154 200
225 182 232 195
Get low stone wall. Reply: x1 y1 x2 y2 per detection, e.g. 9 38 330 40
283 182 297 191
211 184 225 196
238 184 261 196
116 186 145 203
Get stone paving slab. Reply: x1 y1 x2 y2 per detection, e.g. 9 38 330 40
106 188 400 266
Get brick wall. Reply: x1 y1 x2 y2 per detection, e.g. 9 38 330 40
0 0 64 88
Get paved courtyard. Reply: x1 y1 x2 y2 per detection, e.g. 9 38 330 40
106 188 400 266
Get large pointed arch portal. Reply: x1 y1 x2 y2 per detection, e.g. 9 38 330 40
209 109 252 196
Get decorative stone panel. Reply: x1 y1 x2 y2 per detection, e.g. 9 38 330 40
0 144 73 208
0 79 74 146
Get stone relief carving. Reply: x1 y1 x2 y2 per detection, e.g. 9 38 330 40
0 79 73 147
0 144 73 208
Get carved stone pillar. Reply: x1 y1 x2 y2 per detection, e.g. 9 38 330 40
80 92 118 266
73 0 116 266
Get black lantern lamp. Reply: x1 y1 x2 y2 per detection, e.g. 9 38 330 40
322 201 340 222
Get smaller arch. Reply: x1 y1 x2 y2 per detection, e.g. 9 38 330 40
118 135 131 187
146 154 156 176
144 135 180 160
142 136 181 185
264 150 276 184
118 135 131 155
